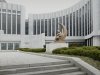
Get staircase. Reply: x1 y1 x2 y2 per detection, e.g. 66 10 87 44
0 60 86 75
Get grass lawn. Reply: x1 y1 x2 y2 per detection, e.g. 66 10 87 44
57 54 100 70
78 56 100 70
52 46 100 70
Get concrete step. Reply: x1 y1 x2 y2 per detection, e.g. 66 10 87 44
0 60 69 70
0 63 74 75
9 67 80 75
60 71 86 75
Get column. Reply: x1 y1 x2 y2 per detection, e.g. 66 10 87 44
87 3 89 35
6 8 7 34
16 9 17 35
93 37 100 46
81 8 83 36
1 8 2 30
68 13 70 36
11 9 12 34
92 0 100 46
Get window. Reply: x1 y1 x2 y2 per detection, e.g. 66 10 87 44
7 14 11 34
2 13 6 34
59 17 62 31
2 9 6 12
0 42 20 50
14 43 19 50
88 2 90 35
79 9 81 36
12 14 16 34
41 19 44 33
37 20 40 34
48 19 51 36
25 21 29 35
66 15 69 36
17 15 21 34
7 10 11 13
1 43 7 50
76 10 78 36
59 17 62 24
82 6 85 36
73 12 75 36
85 4 87 35
63 16 65 25
90 0 93 33
13 10 16 13
33 20 36 35
52 18 55 36
17 11 21 14
45 19 47 36
70 13 72 36
8 43 13 50
56 18 58 34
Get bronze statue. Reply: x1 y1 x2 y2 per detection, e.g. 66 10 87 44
55 23 67 43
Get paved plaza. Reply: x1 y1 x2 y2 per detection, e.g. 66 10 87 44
0 51 63 66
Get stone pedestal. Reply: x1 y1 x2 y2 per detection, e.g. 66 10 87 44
46 43 68 53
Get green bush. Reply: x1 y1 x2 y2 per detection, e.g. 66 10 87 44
53 46 100 61
69 43 84 47
18 48 46 53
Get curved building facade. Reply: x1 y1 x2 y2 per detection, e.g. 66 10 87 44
28 0 100 46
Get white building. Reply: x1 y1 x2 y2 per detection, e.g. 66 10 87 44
0 0 45 50
0 0 100 50
28 0 100 46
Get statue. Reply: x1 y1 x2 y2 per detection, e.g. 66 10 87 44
55 23 67 43
46 23 68 53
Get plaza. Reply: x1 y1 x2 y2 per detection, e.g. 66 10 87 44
0 51 63 66
0 0 100 74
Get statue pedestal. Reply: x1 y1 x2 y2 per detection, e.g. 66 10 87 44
46 43 69 53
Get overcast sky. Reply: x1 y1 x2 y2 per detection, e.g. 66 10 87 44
7 0 81 18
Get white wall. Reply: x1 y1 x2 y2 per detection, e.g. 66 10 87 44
21 33 45 48
0 33 45 49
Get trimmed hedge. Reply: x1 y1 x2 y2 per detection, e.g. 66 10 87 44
53 46 100 61
18 48 46 53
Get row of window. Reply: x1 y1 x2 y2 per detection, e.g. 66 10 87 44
85 37 93 46
0 13 21 34
0 9 21 13
0 42 20 50
28 0 93 36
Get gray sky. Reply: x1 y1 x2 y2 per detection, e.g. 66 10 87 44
7 0 81 18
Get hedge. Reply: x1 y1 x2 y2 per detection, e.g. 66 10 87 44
18 48 46 53
52 46 100 61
